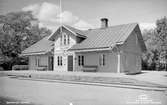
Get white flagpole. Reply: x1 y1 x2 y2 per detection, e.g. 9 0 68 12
60 0 62 35
59 0 63 45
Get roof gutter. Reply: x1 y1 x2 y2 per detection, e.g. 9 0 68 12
20 49 54 56
68 47 113 53
19 52 47 56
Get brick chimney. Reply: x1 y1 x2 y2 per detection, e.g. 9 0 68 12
101 18 108 28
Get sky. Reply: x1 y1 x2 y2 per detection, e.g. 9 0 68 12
0 0 167 31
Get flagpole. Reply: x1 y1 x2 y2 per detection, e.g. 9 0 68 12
59 0 63 46
60 0 62 35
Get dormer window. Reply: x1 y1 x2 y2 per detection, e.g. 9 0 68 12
60 32 70 45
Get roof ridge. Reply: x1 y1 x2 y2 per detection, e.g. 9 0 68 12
60 23 138 33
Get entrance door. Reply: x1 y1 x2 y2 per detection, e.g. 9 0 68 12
48 56 54 71
68 55 73 71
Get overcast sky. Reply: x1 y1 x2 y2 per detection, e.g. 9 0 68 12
0 0 167 30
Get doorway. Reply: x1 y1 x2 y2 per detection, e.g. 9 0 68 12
68 55 73 71
48 56 54 71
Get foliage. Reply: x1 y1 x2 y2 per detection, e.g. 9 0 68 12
0 11 51 70
142 17 167 71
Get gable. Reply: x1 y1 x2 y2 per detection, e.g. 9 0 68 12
52 26 77 42
53 27 78 51
135 25 147 52
120 25 147 53
48 25 87 41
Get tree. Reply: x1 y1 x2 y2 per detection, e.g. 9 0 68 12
0 11 51 70
142 29 158 70
142 17 167 71
155 17 167 70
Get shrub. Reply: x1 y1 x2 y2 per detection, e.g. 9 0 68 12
0 67 4 71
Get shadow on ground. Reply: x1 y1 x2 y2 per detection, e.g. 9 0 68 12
125 71 147 75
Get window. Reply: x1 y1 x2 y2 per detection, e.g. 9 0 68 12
60 35 62 45
135 33 138 45
35 57 41 66
60 56 63 66
57 56 63 66
81 55 84 66
78 55 84 66
136 56 141 67
67 34 70 44
35 57 38 66
64 34 66 45
99 54 105 66
38 58 40 66
35 56 48 67
57 56 59 66
60 32 70 45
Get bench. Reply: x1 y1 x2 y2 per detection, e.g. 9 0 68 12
37 66 47 71
82 65 98 72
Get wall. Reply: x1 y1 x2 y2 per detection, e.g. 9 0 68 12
120 30 142 73
53 27 76 71
74 51 118 72
28 55 49 70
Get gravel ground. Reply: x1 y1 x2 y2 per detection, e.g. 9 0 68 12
0 76 167 105
0 70 167 88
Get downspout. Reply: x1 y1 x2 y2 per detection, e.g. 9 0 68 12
117 51 121 73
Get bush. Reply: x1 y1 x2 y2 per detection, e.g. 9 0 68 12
12 65 28 70
0 67 4 71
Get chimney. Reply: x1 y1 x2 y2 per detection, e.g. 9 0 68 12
101 18 108 28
